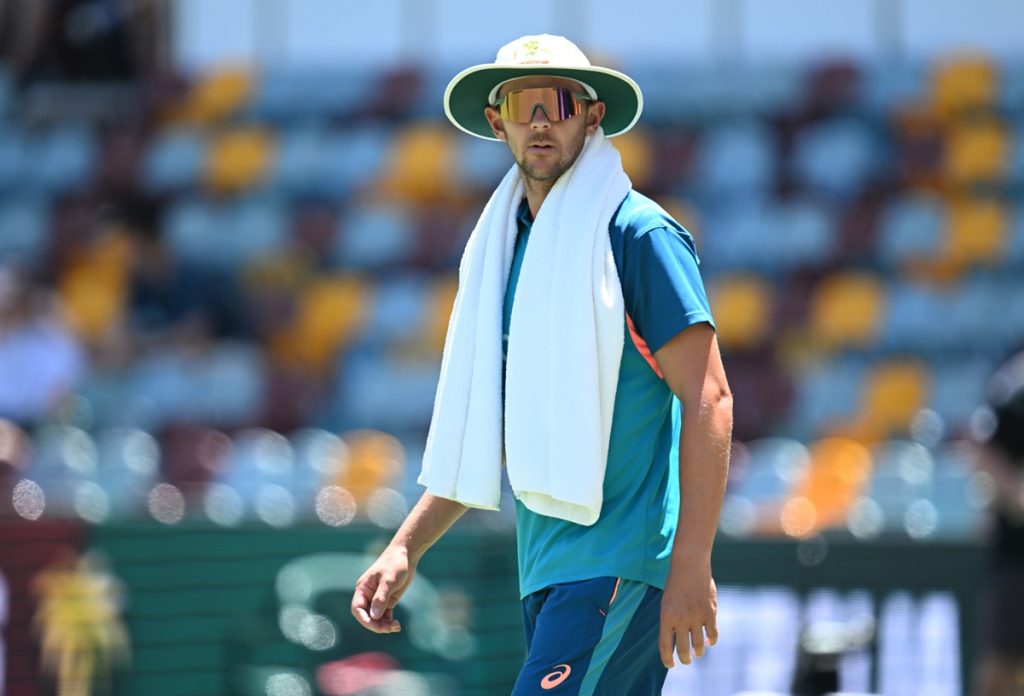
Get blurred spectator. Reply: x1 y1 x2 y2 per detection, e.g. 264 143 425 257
99 197 246 365
970 350 1024 696
0 267 85 425
0 0 166 83
31 548 130 696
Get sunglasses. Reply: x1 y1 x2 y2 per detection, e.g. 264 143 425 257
494 87 592 124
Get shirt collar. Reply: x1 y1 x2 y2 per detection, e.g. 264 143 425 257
516 197 533 229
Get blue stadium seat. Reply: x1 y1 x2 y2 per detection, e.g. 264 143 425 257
711 64 804 116
693 121 777 201
701 199 834 273
878 281 952 353
0 124 28 191
318 126 391 198
791 360 866 437
29 126 97 194
1000 62 1024 116
191 342 267 427
928 359 993 432
877 194 946 268
143 128 205 192
333 200 416 269
1008 206 1024 268
452 134 512 189
863 61 927 113
700 199 773 273
1009 127 1024 187
791 119 881 200
225 197 289 267
739 438 811 501
270 126 329 196
332 350 439 431
249 69 374 121
771 199 836 269
0 198 49 265
162 198 223 267
164 197 288 270
989 279 1024 353
946 279 1004 350
360 275 431 345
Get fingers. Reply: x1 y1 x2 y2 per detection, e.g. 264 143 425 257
658 620 675 669
690 626 705 659
351 575 402 634
676 634 692 666
370 574 395 619
706 617 719 647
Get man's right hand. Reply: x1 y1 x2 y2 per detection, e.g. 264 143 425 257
350 545 415 634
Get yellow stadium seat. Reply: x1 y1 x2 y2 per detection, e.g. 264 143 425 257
271 276 367 372
376 123 456 204
174 68 254 124
612 127 654 190
943 121 1009 187
807 272 884 350
708 275 772 350
58 233 133 343
861 360 931 435
205 128 274 193
932 56 997 121
938 198 1007 275
783 437 872 534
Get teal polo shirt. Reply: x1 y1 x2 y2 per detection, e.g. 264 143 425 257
502 190 716 599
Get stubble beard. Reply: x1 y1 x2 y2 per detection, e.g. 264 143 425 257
514 124 587 190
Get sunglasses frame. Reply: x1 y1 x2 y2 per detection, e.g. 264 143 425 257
493 86 593 124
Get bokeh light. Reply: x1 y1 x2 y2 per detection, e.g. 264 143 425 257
781 496 817 538
148 483 185 524
315 485 356 527
203 483 244 526
366 488 408 529
904 499 939 539
73 480 111 523
265 672 311 696
12 479 45 520
255 484 296 527
847 496 884 540
298 614 336 651
121 430 160 475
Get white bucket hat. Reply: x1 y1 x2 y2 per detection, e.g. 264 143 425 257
443 34 644 141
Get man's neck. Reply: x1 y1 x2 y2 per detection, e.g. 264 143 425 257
523 177 556 219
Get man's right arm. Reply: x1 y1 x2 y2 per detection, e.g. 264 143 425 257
350 492 468 633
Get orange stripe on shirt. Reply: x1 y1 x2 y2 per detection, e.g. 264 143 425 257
626 313 664 379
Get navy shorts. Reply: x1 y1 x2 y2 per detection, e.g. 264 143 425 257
511 577 668 696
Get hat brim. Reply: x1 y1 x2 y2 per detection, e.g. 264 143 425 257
444 64 643 141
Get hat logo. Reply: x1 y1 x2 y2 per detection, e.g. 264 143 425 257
515 39 550 65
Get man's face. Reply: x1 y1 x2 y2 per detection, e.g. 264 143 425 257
483 76 606 185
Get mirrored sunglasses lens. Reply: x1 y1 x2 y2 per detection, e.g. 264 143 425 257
501 88 582 123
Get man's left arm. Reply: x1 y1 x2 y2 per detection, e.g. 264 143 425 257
652 322 733 669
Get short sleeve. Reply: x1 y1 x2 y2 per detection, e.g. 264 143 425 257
621 226 715 355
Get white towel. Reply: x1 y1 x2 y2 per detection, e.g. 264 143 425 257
418 129 631 525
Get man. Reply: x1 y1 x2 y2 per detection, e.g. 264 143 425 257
971 350 1024 696
351 34 732 695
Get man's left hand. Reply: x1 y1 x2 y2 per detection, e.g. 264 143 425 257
658 564 718 668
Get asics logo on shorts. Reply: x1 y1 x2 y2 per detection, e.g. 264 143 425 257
540 663 571 689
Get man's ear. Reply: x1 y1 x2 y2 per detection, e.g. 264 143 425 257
484 106 507 141
586 101 606 135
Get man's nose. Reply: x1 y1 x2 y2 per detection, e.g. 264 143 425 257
529 104 551 128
